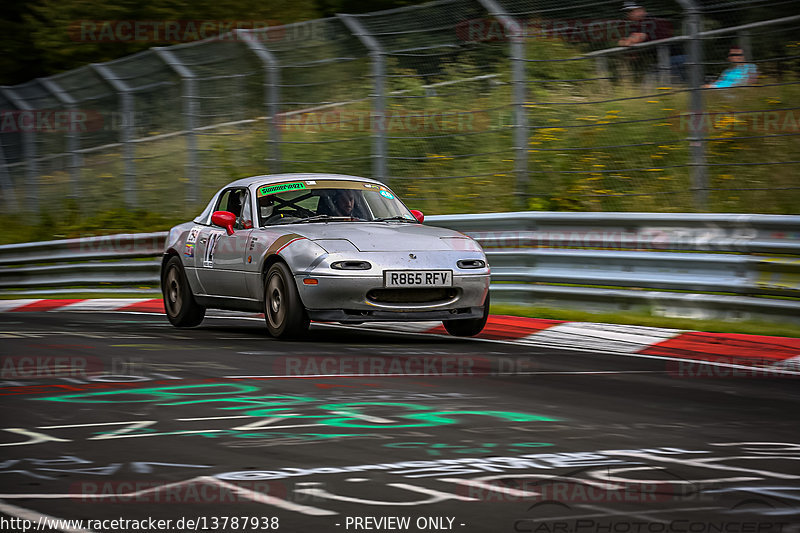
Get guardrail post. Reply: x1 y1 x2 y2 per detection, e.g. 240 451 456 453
153 48 199 205
237 30 282 174
478 0 528 209
337 14 387 183
39 78 82 200
677 0 707 211
90 63 137 209
0 87 39 214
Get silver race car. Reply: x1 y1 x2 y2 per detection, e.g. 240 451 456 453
161 173 490 338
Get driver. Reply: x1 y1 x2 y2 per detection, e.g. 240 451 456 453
330 189 356 217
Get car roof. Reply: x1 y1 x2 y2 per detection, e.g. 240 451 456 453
193 173 386 225
225 173 383 189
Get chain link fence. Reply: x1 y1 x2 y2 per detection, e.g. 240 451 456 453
1 0 798 219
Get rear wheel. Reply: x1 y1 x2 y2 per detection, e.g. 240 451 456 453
443 291 489 337
162 256 205 327
264 262 309 339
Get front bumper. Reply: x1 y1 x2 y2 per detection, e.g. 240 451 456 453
296 272 489 318
308 305 485 323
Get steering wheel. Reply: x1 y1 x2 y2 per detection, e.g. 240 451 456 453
265 208 314 224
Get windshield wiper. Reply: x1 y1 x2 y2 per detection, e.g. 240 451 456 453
372 216 416 223
296 215 354 223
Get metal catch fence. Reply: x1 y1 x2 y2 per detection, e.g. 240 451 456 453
1 0 799 218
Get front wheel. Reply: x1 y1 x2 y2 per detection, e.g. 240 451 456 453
162 256 206 327
264 262 309 339
443 291 489 337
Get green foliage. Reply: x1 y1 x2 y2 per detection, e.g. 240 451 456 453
1 0 323 85
2 15 798 245
0 207 186 245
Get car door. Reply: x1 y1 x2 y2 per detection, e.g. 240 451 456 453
196 187 255 299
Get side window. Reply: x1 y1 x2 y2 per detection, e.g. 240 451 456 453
215 188 252 230
216 190 233 214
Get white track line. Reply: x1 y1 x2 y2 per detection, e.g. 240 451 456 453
223 370 667 378
515 322 682 353
321 323 800 377
4 304 798 377
210 477 336 516
0 476 336 517
0 499 96 533
59 299 151 311
0 299 41 311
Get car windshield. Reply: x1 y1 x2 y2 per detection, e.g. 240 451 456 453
256 179 416 226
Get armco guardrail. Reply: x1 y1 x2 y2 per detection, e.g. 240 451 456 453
0 233 167 292
0 213 798 323
431 212 800 324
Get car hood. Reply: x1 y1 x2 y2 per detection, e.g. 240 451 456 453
294 222 470 252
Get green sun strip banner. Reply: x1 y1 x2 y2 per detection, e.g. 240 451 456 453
257 179 393 197
259 182 307 196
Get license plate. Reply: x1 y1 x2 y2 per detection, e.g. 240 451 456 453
384 270 452 288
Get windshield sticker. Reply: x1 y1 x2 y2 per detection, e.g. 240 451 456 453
380 190 395 200
259 182 307 196
363 183 379 189
305 180 316 185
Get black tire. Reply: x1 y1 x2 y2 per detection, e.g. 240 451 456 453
443 291 490 337
264 262 310 339
162 256 206 327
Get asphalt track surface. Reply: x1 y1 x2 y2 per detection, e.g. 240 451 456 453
1 311 799 533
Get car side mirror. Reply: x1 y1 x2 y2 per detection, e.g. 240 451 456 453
410 209 424 223
211 211 236 235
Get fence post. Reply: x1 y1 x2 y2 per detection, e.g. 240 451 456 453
658 44 671 85
39 78 82 200
90 63 137 209
238 30 282 174
677 0 707 211
337 14 387 183
0 87 39 213
596 56 610 84
738 30 752 61
153 48 199 205
0 132 16 209
478 0 528 209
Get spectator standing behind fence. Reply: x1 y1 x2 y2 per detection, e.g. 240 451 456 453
618 2 650 47
617 2 686 82
704 47 758 89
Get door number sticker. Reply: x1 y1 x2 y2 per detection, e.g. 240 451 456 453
203 231 224 268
